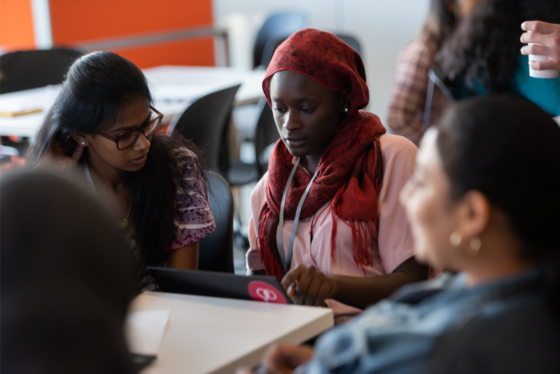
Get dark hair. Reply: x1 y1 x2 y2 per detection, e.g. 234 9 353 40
436 95 560 316
421 0 458 51
1 171 137 373
438 0 560 92
26 51 200 271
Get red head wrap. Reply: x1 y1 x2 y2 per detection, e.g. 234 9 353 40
258 29 386 278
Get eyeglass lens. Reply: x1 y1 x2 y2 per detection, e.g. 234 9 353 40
117 113 161 149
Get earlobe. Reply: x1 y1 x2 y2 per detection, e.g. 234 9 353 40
341 87 351 113
71 134 88 147
461 191 491 239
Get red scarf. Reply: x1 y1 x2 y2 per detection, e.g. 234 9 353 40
258 29 386 278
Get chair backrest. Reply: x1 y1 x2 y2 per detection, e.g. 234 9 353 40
259 35 289 69
170 85 240 176
253 12 308 68
423 68 456 133
335 34 362 56
254 98 280 177
198 171 234 273
0 48 82 94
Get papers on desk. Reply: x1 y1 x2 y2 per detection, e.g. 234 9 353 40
554 116 560 126
126 309 170 355
0 106 43 117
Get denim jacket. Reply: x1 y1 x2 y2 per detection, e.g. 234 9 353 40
306 269 560 374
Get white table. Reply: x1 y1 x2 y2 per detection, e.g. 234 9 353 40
129 291 333 374
0 66 266 139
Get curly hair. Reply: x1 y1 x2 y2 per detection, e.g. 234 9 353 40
438 0 560 93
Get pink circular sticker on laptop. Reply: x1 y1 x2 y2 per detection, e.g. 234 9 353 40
248 281 287 304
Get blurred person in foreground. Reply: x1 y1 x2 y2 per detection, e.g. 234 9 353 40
387 0 483 145
240 96 560 374
1 170 138 374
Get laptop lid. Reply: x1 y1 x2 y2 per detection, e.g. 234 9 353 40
147 267 292 305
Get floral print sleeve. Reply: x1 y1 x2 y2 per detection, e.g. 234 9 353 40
170 147 216 249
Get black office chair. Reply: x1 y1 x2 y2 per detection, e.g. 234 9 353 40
336 34 362 56
253 12 309 69
0 48 82 94
198 171 234 273
423 68 456 133
254 98 280 179
170 85 241 177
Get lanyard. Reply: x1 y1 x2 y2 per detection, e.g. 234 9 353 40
278 158 319 272
84 160 98 195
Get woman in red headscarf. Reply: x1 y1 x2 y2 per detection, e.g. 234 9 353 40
246 29 428 322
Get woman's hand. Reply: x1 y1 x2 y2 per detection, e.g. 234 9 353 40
521 21 560 71
281 264 338 306
39 141 85 169
236 343 314 374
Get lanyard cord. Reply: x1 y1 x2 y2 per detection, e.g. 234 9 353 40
278 158 319 272
84 160 98 195
84 160 132 228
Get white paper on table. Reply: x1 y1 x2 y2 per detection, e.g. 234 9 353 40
553 116 560 126
126 309 170 355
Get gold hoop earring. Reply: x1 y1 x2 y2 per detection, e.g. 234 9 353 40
469 237 482 256
450 231 462 247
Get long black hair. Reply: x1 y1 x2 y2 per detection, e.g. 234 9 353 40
438 0 560 92
437 95 560 317
26 51 200 269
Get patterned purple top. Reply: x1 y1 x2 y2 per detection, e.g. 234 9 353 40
129 146 215 291
170 147 216 249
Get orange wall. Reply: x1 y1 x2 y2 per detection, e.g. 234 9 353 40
49 0 214 68
116 37 215 69
0 0 214 68
0 0 35 50
50 0 213 43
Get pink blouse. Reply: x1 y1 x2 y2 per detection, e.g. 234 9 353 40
247 134 418 321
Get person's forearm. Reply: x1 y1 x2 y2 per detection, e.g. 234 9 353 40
168 242 199 270
329 271 423 310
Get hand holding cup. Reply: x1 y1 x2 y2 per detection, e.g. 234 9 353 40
521 21 560 78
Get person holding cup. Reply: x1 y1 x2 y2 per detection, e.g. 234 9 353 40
437 0 560 116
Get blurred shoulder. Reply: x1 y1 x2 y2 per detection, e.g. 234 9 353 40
430 296 560 373
379 133 418 160
251 172 268 199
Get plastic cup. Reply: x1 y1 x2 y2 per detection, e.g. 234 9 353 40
529 42 560 79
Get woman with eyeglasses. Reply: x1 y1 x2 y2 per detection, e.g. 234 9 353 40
26 51 215 290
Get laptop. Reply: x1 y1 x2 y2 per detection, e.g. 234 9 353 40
147 267 293 305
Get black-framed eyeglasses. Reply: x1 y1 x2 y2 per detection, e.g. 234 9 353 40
96 106 163 150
